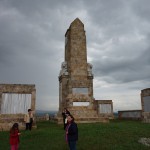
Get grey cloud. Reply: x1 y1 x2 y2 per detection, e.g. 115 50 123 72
93 48 150 84
0 0 150 111
131 0 150 21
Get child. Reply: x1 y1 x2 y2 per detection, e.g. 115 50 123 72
9 123 21 150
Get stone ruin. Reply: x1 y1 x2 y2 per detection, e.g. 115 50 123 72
117 88 150 121
0 84 36 131
141 88 150 123
57 18 114 123
118 110 142 120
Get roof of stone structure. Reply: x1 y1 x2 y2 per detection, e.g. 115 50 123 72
65 18 84 36
70 18 84 26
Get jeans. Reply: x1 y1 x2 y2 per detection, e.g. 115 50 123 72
26 120 33 130
68 141 76 150
26 123 32 130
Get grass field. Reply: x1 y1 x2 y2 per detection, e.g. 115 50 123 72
0 120 150 150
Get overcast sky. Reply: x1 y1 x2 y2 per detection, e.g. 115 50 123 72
0 0 150 112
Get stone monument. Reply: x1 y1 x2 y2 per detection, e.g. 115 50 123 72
57 18 113 123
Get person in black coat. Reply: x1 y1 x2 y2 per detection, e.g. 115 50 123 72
62 108 70 129
65 114 78 150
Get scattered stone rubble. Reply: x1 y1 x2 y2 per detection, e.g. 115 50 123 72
138 138 150 146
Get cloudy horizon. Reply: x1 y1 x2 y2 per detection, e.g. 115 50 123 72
0 0 150 112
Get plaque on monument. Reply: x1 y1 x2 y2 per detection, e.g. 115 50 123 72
72 88 88 94
99 104 112 113
73 102 89 106
1 93 31 114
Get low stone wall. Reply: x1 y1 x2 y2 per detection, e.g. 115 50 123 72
118 110 142 120
35 115 56 122
0 114 36 131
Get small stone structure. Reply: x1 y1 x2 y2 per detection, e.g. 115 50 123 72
57 18 113 123
141 88 150 123
95 100 113 119
0 84 36 131
118 110 142 120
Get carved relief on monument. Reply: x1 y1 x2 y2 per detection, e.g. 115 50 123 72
87 63 93 76
59 61 68 76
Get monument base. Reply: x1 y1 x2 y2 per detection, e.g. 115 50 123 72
57 117 109 124
57 106 109 124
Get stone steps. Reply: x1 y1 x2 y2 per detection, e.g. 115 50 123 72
57 107 110 124
68 109 99 118
57 116 109 124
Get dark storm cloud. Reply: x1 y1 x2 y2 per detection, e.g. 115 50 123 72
132 0 150 20
82 0 150 85
0 0 66 111
93 45 150 83
0 0 150 111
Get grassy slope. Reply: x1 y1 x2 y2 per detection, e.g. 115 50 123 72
0 120 150 150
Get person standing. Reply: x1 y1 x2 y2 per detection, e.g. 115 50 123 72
24 109 34 130
9 123 21 150
66 114 78 150
45 113 50 121
62 108 70 130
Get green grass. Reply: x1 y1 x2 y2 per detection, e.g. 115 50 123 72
0 120 150 150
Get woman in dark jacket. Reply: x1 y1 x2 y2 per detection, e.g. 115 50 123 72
62 108 70 129
65 114 78 150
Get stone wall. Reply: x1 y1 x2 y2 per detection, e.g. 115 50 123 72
118 110 142 120
0 84 36 131
141 88 150 123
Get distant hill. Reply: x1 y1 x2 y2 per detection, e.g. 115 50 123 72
35 110 57 116
113 112 118 118
35 110 118 118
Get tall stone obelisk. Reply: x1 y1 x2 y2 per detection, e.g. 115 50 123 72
57 18 110 123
